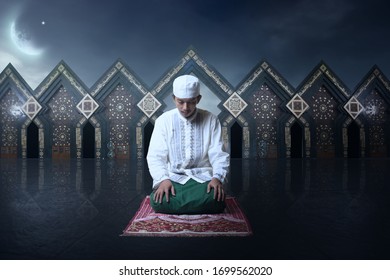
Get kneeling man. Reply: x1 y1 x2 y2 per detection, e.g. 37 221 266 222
147 75 230 214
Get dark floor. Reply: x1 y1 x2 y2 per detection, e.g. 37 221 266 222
0 158 389 260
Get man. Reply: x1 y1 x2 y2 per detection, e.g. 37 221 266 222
147 75 230 214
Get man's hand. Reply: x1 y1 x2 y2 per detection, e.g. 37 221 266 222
154 179 175 204
207 178 225 201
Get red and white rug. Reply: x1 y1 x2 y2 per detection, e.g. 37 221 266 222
122 196 252 237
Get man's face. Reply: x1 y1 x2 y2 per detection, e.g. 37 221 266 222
173 95 201 118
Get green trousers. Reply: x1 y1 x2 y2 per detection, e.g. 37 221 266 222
150 179 226 214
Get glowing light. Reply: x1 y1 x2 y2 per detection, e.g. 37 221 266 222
10 21 44 56
10 105 22 117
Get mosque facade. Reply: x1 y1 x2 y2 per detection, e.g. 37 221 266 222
1 48 390 159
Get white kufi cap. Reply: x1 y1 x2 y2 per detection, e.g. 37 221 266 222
173 75 200 98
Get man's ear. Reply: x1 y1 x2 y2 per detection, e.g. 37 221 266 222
197 95 202 103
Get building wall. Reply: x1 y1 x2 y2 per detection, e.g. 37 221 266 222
1 49 389 159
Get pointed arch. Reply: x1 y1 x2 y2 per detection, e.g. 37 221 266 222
285 116 310 158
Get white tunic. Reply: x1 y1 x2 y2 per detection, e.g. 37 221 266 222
147 108 230 189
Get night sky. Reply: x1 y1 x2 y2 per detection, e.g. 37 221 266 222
1 0 389 91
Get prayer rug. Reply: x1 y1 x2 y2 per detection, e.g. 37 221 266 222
121 196 252 237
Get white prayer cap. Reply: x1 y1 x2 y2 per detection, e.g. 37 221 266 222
173 75 200 99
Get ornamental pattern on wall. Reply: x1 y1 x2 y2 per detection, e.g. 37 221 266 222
0 90 23 123
48 87 77 122
286 94 309 119
250 84 281 146
364 90 386 123
22 96 42 120
369 125 385 146
1 124 17 146
103 84 134 158
223 93 247 118
77 94 99 119
256 123 277 144
0 90 24 147
316 124 334 146
110 124 129 146
137 93 161 118
363 90 388 149
48 87 79 147
104 84 134 121
312 87 337 121
310 86 337 147
53 125 71 146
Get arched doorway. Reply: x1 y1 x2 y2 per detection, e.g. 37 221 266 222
230 122 243 158
290 122 303 158
27 122 39 158
347 121 360 158
82 122 95 158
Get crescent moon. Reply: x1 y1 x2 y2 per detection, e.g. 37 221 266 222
10 21 44 56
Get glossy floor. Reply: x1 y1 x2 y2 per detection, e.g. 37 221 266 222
0 158 389 260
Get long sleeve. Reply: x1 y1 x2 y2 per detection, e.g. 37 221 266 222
146 116 170 189
207 115 230 183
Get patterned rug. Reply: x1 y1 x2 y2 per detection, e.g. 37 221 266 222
122 196 252 237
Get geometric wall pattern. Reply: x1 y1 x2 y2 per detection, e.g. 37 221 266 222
223 92 247 118
363 90 388 155
47 86 80 158
344 96 364 120
137 92 161 118
286 94 309 119
22 96 42 120
1 48 390 159
103 84 134 159
249 84 282 158
0 89 24 157
76 94 99 119
310 86 338 157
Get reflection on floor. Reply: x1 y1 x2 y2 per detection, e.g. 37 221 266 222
0 158 389 260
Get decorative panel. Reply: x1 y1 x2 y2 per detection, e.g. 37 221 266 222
286 94 309 119
344 96 364 120
223 93 247 118
363 90 388 156
48 87 77 122
47 86 78 159
0 90 24 158
103 84 135 159
53 125 71 146
249 84 282 158
364 90 386 122
76 94 99 119
311 90 337 121
22 96 42 120
137 92 161 118
308 86 337 157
